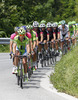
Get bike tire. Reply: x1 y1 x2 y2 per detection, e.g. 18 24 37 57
17 75 20 85
20 63 23 89
20 78 23 89
28 69 31 79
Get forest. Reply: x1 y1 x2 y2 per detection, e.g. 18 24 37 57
0 0 77 37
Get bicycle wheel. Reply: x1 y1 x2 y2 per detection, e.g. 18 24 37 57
17 75 20 85
40 58 43 67
28 68 31 79
17 65 20 85
20 64 23 89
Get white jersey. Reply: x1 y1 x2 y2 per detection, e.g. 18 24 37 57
59 25 69 39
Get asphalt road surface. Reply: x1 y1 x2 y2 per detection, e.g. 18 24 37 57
0 53 68 100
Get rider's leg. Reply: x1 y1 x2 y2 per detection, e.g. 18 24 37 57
23 57 27 74
51 39 54 51
14 50 19 66
44 40 47 50
55 41 58 51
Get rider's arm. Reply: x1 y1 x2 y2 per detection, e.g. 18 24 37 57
30 40 33 52
68 31 70 38
10 40 13 53
13 43 17 54
53 32 56 40
47 33 49 41
58 32 60 40
26 44 30 54
40 32 43 42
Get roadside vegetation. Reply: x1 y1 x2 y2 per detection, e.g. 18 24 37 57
50 45 78 98
0 45 9 52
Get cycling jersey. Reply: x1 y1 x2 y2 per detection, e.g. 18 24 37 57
33 28 41 41
10 33 16 41
31 30 38 42
53 28 60 39
59 25 69 40
76 25 78 31
40 29 48 41
47 28 53 41
14 35 29 55
25 32 31 39
73 25 76 31
69 25 74 37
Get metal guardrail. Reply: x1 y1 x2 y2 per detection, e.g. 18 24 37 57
0 38 10 44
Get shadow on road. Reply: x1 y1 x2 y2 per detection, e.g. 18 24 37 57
19 66 52 89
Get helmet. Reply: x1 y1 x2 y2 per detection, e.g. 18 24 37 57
18 27 26 35
33 21 39 27
55 22 58 25
14 27 20 32
40 20 46 24
46 22 52 28
40 23 46 28
72 21 76 25
62 20 66 24
52 23 58 27
58 21 62 25
76 23 78 25
68 22 72 25
27 25 33 30
61 21 65 26
22 26 27 30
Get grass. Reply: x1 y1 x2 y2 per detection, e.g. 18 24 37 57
50 45 78 98
0 44 9 52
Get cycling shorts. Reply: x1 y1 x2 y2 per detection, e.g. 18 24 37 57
60 33 68 40
16 46 27 56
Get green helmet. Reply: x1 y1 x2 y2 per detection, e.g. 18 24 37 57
68 21 72 25
40 20 46 24
18 27 26 35
72 21 76 24
55 22 58 26
27 25 33 30
58 21 62 25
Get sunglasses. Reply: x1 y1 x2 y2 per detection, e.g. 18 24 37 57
19 34 25 36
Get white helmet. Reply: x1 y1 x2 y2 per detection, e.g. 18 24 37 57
47 22 52 28
40 23 45 28
33 21 39 27
14 27 19 32
52 23 58 27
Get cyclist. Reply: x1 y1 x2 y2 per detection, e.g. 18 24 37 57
27 25 38 70
59 21 70 50
10 27 19 74
68 21 75 46
33 21 42 53
72 21 77 46
13 27 30 77
39 23 48 50
76 23 78 37
52 22 60 54
46 22 54 50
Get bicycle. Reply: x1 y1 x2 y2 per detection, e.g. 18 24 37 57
39 42 46 67
61 38 68 55
15 55 28 89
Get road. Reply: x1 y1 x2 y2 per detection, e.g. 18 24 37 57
0 53 68 100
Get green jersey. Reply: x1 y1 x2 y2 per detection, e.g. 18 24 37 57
76 25 78 31
31 30 38 42
14 35 29 54
69 25 74 36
